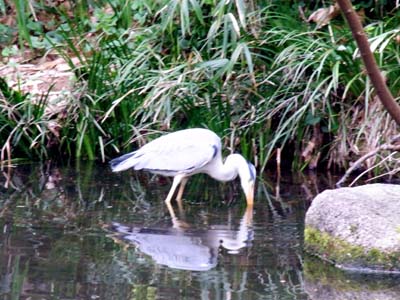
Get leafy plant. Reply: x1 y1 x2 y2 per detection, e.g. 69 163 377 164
1 0 399 176
0 77 55 161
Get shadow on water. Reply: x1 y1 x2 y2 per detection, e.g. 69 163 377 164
0 162 399 299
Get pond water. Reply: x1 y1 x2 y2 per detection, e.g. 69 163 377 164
0 163 399 300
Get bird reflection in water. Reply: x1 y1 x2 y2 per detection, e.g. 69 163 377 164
106 206 253 271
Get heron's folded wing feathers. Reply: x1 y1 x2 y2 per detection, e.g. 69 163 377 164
110 128 221 174
136 143 217 173
110 151 138 172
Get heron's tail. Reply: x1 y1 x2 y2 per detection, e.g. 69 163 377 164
109 151 138 172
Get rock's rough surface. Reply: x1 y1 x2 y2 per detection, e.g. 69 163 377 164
304 183 400 272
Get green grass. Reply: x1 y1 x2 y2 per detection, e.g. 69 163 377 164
1 0 399 174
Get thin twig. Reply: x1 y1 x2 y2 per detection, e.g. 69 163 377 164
349 151 398 186
365 164 400 183
336 144 400 187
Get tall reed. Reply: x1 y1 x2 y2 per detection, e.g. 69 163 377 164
1 0 399 174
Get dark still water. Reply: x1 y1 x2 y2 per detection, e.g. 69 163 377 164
0 163 399 300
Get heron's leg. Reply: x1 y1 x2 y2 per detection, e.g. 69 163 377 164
175 177 188 212
164 175 184 205
166 201 177 221
164 175 184 221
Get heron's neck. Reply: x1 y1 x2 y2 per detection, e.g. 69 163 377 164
207 153 246 182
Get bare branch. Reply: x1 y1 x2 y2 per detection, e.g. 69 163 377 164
336 0 400 126
336 143 400 187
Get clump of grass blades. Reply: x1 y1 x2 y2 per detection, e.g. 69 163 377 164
327 16 400 172
2 0 400 177
0 78 57 162
254 6 400 171
61 0 265 162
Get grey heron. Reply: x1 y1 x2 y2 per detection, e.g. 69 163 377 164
110 128 256 208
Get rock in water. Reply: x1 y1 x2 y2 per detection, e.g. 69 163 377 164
304 183 400 273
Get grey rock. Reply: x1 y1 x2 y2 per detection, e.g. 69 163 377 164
304 183 400 272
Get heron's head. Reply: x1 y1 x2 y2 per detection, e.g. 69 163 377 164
240 161 256 206
224 154 256 206
228 154 255 206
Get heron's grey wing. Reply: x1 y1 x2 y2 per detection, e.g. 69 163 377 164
110 128 221 174
134 143 218 174
110 151 141 172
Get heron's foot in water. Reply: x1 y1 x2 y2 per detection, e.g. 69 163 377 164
171 217 191 229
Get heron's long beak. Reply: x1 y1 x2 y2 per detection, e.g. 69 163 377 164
245 181 255 206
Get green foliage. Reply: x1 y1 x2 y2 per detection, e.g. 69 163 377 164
1 1 399 172
0 77 55 161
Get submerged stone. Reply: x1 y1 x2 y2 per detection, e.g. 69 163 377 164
304 183 400 273
304 256 400 300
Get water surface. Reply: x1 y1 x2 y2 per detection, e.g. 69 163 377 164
0 163 398 299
